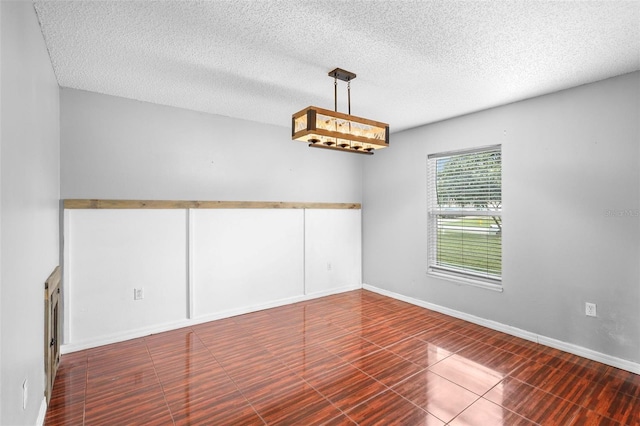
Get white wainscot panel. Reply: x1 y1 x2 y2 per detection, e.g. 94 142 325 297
66 210 188 345
192 209 304 318
304 209 362 295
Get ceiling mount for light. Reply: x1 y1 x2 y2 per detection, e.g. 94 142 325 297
292 68 389 155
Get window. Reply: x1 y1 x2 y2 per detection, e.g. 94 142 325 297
427 145 502 288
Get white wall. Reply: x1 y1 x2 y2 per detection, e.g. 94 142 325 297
59 87 364 350
305 209 362 294
60 88 363 203
363 72 640 366
66 209 188 344
192 209 305 317
60 87 365 351
64 208 361 350
1 2 60 425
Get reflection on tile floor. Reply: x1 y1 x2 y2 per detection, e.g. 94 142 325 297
45 290 640 425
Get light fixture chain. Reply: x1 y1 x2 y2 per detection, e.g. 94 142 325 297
347 80 351 115
334 76 338 113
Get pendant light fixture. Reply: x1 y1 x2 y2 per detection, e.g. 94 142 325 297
292 68 389 155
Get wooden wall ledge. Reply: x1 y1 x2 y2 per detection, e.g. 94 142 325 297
63 199 361 210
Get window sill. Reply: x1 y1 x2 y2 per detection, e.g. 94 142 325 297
427 269 503 292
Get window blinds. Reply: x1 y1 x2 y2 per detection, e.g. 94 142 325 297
427 145 502 283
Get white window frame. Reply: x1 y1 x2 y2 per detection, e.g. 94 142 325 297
427 145 502 291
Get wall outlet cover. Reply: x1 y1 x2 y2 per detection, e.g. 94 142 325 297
134 288 144 300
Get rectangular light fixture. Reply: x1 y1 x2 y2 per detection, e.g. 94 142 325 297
292 106 389 155
291 68 389 155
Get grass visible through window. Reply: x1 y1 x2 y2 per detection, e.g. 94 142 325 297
436 216 501 277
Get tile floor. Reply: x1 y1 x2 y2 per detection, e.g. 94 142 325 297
45 290 640 425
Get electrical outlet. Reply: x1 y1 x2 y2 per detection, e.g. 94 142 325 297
327 262 332 271
134 288 144 300
585 302 597 317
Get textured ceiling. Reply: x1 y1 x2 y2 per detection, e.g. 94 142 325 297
34 1 640 133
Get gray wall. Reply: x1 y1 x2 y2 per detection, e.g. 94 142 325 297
1 2 61 424
363 72 640 364
61 88 363 203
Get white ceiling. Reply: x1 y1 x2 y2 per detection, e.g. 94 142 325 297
33 1 640 133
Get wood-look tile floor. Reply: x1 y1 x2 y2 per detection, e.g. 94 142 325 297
45 290 640 425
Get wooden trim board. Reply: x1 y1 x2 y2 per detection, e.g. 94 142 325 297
63 199 361 210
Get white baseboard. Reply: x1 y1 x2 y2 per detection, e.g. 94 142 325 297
190 284 362 325
363 283 640 375
36 396 47 426
61 318 194 354
306 284 364 299
61 284 362 354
